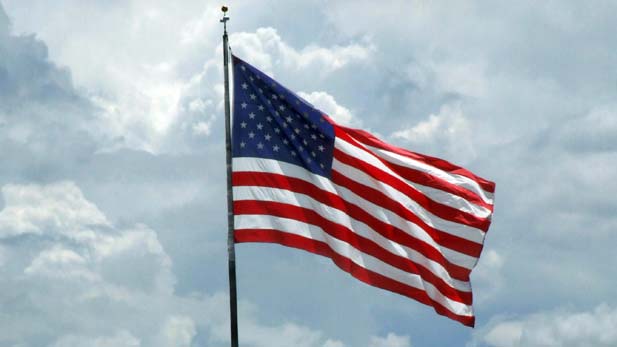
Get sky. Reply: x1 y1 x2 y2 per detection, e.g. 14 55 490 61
0 1 616 346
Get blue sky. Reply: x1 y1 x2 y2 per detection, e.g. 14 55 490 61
1 1 616 346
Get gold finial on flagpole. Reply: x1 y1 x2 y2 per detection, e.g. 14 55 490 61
220 6 229 34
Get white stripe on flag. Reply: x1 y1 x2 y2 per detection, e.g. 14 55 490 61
234 184 473 292
364 144 495 204
335 138 487 241
233 157 479 270
235 213 474 317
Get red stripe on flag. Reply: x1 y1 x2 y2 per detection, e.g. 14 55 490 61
329 169 485 256
234 200 473 305
235 228 475 327
335 129 494 212
232 171 474 280
334 147 492 231
386 160 493 212
337 125 495 194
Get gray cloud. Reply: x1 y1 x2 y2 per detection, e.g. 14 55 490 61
0 5 110 186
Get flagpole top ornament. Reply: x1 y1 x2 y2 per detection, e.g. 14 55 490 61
220 5 229 33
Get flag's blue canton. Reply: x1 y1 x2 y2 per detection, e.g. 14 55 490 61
232 55 335 177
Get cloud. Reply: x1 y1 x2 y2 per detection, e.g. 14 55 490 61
0 181 109 238
0 180 178 298
1 0 220 153
471 249 506 303
474 304 617 347
404 59 488 100
3 0 374 153
158 316 197 347
369 333 412 347
0 181 172 345
323 339 346 347
553 105 617 154
51 330 141 347
298 91 355 126
430 61 488 99
0 5 8 35
230 27 373 77
391 103 475 163
0 9 104 166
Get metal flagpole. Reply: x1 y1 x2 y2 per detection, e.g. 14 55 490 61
221 6 239 347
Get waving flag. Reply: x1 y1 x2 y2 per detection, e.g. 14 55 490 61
231 54 495 327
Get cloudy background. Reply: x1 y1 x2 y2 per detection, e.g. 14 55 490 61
1 1 616 346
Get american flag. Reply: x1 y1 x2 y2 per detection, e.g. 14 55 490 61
231 54 495 327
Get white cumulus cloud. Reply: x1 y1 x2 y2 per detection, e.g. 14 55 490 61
0 181 109 238
231 27 373 77
475 304 617 347
298 91 356 126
